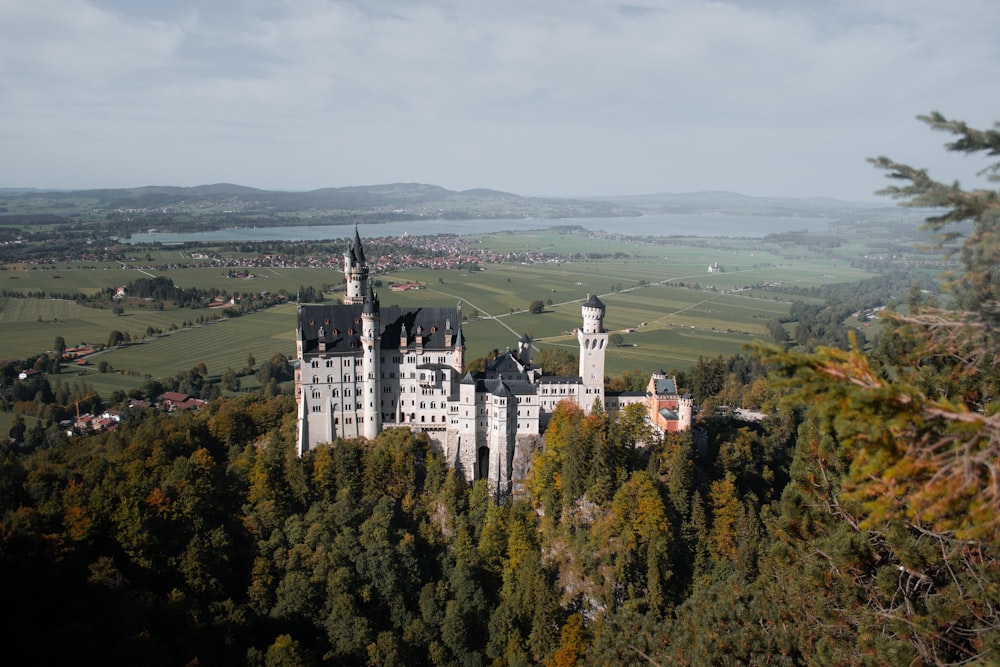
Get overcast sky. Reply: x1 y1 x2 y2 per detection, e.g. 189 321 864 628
2 0 998 201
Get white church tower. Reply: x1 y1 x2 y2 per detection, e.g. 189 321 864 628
577 294 608 410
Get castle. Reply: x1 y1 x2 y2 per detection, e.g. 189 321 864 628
295 229 692 493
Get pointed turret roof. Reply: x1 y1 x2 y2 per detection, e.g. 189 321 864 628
362 285 379 315
584 293 605 309
352 224 366 264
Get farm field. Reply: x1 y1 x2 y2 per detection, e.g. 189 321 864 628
2 228 882 399
78 304 297 383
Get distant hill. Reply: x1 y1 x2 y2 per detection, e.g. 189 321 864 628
0 182 892 234
0 182 636 224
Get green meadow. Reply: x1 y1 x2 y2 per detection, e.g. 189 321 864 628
2 229 880 399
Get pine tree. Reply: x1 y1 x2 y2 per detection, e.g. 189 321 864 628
754 113 1000 665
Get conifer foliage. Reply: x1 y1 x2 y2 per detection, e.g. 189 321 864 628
1 114 999 665
757 112 1000 665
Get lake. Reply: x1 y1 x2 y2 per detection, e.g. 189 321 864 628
124 213 835 244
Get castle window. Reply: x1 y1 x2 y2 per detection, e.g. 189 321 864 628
312 390 320 399
311 405 321 412
326 360 333 367
312 375 318 383
327 375 333 383
311 360 319 368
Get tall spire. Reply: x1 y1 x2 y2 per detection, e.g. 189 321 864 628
362 284 379 315
353 223 366 265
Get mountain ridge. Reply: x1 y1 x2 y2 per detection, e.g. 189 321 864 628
0 181 886 214
0 181 913 238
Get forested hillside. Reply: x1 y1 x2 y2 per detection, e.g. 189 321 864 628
1 114 997 666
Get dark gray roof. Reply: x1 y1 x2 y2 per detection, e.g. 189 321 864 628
485 378 536 396
653 377 678 395
538 376 583 384
583 293 605 309
298 303 461 354
486 352 526 374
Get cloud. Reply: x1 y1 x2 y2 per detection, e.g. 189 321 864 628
1 0 998 198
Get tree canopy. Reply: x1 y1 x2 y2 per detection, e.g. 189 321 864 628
1 113 998 665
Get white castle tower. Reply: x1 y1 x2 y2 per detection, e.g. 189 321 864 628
577 294 608 410
361 286 381 439
343 225 368 305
